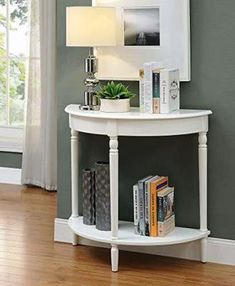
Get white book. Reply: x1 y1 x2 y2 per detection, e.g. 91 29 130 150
139 69 145 113
143 62 160 114
160 69 180 114
133 184 139 234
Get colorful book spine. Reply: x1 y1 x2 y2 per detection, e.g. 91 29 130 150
160 69 180 114
139 69 145 113
150 176 168 236
143 62 159 114
138 176 152 236
157 187 175 222
133 184 139 234
144 178 154 236
156 176 168 192
150 185 158 237
152 69 161 114
158 214 175 237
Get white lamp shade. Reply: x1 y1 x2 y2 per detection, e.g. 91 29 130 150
66 7 117 47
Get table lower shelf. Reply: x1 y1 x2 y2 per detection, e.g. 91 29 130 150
68 217 210 246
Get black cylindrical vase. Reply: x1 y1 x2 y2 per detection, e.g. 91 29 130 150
82 169 96 225
95 162 111 231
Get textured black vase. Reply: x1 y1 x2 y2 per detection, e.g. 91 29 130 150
95 162 111 231
82 169 95 225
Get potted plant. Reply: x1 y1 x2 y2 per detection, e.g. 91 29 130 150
96 81 135 113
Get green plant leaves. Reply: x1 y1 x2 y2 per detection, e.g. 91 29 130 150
96 81 136 100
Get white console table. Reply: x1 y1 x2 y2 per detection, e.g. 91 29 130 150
65 105 212 272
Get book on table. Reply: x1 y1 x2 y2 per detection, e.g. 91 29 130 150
160 69 180 114
143 62 160 114
139 63 180 114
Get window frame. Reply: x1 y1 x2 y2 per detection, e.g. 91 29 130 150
0 126 23 152
0 0 28 152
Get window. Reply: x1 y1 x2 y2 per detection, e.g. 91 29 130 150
0 0 29 151
0 0 29 127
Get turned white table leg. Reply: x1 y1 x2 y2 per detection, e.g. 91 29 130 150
111 244 119 272
109 136 119 271
198 132 208 262
71 129 79 246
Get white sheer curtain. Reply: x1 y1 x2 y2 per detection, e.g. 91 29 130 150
21 0 57 191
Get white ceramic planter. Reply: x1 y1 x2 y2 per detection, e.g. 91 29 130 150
100 98 130 113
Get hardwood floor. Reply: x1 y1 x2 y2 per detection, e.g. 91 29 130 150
0 184 234 286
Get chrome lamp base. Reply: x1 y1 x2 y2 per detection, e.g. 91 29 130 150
80 50 99 111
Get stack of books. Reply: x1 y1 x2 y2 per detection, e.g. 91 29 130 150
133 175 175 237
139 63 180 114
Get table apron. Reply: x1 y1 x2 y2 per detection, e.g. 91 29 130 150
69 115 209 137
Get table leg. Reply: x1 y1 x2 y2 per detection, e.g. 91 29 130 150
111 244 119 272
71 129 79 246
109 136 119 271
198 132 208 262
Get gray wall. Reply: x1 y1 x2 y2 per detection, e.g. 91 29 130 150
0 152 22 168
57 0 235 240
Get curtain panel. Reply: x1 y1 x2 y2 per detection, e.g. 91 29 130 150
21 0 57 191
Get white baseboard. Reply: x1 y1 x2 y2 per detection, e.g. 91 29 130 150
54 218 75 243
54 218 235 266
0 167 22 185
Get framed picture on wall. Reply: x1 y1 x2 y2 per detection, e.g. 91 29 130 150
93 0 191 81
123 7 160 47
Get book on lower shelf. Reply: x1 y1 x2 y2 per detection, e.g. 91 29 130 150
138 176 152 236
145 175 161 236
133 174 175 237
133 184 139 235
149 176 168 237
157 186 175 222
158 214 175 237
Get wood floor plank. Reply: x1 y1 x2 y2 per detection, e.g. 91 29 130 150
0 183 235 286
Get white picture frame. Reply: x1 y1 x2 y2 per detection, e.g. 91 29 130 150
93 0 191 81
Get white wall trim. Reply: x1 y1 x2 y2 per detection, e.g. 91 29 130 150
207 237 235 266
0 126 23 153
54 218 235 266
0 167 22 185
54 218 75 243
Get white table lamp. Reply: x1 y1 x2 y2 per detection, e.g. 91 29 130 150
66 7 117 110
